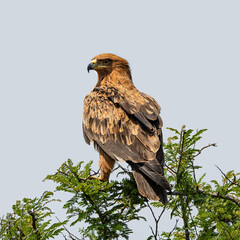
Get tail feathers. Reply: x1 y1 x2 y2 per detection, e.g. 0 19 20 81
129 159 171 205
132 170 168 204
138 160 171 190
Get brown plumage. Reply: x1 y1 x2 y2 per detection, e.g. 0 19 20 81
83 53 171 204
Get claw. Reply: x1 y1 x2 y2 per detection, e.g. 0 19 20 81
88 175 105 181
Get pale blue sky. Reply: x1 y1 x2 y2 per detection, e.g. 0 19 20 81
1 1 240 239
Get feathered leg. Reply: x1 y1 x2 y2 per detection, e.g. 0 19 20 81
91 149 115 181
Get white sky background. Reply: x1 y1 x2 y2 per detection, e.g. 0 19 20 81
0 0 240 239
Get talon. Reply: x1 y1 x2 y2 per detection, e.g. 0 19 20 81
88 175 100 180
88 175 107 181
88 175 103 181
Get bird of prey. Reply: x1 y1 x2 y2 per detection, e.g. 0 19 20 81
83 53 171 204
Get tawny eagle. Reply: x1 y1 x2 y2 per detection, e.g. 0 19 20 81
83 53 171 204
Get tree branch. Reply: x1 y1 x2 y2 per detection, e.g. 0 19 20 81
147 202 166 240
28 211 40 240
215 165 240 188
188 205 199 238
193 143 217 158
167 190 240 207
179 196 190 240
55 216 81 240
167 219 179 239
177 129 185 175
165 164 177 177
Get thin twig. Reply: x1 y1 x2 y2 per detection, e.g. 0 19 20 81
18 207 25 239
112 165 121 173
177 129 185 175
7 215 13 239
188 205 199 238
147 202 166 240
57 167 100 181
23 229 39 239
191 160 197 182
167 191 184 196
193 143 217 158
90 168 100 177
199 189 240 207
165 164 177 177
190 158 198 188
167 219 179 239
180 196 190 240
62 163 98 182
218 221 234 240
60 232 68 240
167 190 240 207
215 165 240 188
55 216 81 240
115 161 131 174
149 226 155 239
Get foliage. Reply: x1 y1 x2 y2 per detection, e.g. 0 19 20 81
1 126 240 239
44 160 147 240
160 126 240 240
0 191 66 239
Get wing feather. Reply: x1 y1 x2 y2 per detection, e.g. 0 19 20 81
82 90 161 163
107 88 162 131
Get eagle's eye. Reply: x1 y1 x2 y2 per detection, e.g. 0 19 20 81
103 59 111 64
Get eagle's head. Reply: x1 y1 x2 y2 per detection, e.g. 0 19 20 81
87 53 131 80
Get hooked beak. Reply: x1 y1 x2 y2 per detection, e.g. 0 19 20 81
87 59 96 73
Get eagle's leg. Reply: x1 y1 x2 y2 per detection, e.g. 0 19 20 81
99 150 115 181
91 149 115 181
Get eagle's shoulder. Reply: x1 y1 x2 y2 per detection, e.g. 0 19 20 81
83 88 129 143
83 89 116 124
